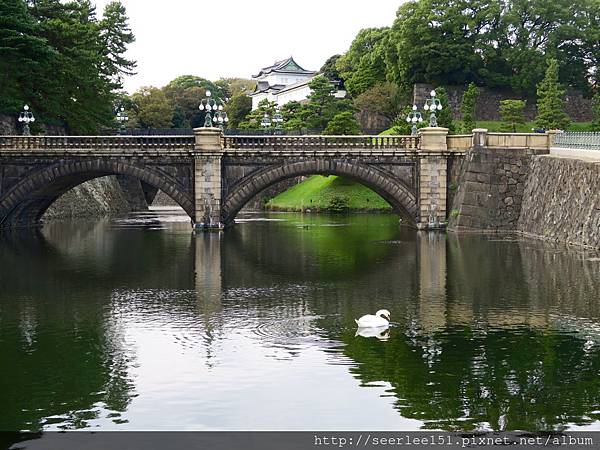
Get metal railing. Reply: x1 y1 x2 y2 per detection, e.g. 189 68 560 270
222 135 419 150
553 132 600 151
0 135 195 151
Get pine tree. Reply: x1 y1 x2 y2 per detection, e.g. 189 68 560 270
99 1 137 89
460 83 480 133
324 111 361 135
0 0 54 113
500 100 526 132
535 59 570 130
431 87 455 133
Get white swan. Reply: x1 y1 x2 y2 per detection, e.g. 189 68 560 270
355 309 391 328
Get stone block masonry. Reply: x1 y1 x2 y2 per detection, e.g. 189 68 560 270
518 156 600 247
449 147 546 230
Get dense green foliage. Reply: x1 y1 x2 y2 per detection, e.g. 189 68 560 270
0 0 135 133
383 0 600 95
500 100 527 132
336 28 388 98
460 83 480 133
354 82 402 122
324 112 361 135
266 176 392 212
535 59 571 130
224 93 252 129
431 88 455 132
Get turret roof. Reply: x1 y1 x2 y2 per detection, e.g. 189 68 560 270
253 57 316 79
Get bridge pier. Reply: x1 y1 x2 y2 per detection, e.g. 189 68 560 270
193 128 224 230
417 127 449 230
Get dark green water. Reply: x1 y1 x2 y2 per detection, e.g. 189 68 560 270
2 209 600 432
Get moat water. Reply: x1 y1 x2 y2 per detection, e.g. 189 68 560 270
2 209 600 433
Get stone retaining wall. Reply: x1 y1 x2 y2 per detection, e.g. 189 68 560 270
518 156 600 247
43 176 131 221
449 147 545 230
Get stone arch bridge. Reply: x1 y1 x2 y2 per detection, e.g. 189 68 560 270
0 128 469 230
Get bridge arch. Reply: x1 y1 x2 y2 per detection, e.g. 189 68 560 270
221 159 418 226
0 159 195 228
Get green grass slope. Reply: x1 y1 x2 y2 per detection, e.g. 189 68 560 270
266 175 392 212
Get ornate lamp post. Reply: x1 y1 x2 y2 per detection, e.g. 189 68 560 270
18 105 35 136
272 107 283 134
423 89 443 127
212 105 229 130
199 90 219 127
260 112 272 132
405 105 423 136
116 105 129 135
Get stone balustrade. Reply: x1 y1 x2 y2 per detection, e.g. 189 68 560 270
222 134 419 151
485 132 551 150
0 135 195 153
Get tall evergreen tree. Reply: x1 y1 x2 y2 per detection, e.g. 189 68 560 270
0 0 54 113
99 1 136 88
535 59 570 130
460 83 480 133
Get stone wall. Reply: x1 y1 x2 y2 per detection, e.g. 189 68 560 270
518 156 600 247
355 110 393 134
449 147 546 230
42 176 131 221
413 84 593 122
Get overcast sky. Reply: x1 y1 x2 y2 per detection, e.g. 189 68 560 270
93 0 403 93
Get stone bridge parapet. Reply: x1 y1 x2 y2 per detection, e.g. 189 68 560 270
2 128 558 232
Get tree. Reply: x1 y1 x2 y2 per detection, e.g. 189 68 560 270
336 27 388 97
224 93 252 129
500 100 527 132
383 0 598 96
0 0 55 114
460 83 480 133
324 111 361 135
535 59 570 130
432 87 455 132
130 87 173 129
99 1 136 89
320 55 344 84
238 99 277 130
300 76 354 130
593 94 600 131
215 78 256 99
354 82 403 122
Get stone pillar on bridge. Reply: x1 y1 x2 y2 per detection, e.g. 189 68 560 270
193 128 224 230
417 127 449 230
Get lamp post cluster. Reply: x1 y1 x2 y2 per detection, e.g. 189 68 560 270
116 105 129 135
18 105 35 136
261 107 284 134
199 90 229 129
405 89 444 135
405 105 423 136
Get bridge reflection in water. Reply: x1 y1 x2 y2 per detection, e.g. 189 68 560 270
1 213 600 433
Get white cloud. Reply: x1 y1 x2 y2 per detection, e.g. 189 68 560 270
94 0 403 92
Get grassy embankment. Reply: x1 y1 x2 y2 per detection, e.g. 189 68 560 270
265 175 392 213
